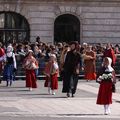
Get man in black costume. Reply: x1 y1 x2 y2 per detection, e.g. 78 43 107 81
62 41 81 97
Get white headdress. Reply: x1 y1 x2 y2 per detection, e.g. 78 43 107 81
105 57 114 72
7 45 13 52
6 45 13 57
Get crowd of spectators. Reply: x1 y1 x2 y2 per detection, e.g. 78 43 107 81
1 36 120 76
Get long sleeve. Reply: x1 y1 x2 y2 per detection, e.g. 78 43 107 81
111 49 116 65
112 70 116 83
13 53 17 69
0 55 4 61
0 55 6 62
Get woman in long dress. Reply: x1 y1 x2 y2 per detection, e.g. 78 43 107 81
59 45 69 81
83 45 96 81
3 44 17 86
23 50 38 91
103 43 116 67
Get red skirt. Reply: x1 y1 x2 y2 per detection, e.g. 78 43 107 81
26 70 37 88
85 73 96 80
44 76 50 87
51 73 58 90
44 73 58 90
97 81 112 105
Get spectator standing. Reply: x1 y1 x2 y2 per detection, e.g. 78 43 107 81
114 44 120 54
103 43 116 67
33 45 41 76
36 36 41 44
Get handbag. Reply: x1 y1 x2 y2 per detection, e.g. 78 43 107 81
112 84 116 93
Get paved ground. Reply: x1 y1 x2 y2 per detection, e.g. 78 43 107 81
0 79 120 120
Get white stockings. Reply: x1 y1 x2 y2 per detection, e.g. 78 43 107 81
104 104 111 115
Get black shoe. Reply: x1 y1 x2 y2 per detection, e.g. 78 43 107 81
72 94 75 97
6 83 8 87
6 81 9 86
10 82 12 86
67 93 70 97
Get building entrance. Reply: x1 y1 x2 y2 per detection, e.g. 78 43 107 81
0 11 30 44
54 14 80 43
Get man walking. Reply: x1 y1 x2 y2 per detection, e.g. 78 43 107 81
62 41 81 97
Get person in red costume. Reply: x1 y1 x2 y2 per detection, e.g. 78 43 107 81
0 42 5 83
103 43 116 67
23 50 38 91
96 57 116 115
44 54 59 95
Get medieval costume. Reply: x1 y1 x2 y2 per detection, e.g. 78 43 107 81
0 43 5 83
103 43 116 67
44 54 59 95
62 42 81 97
59 45 70 81
96 57 116 115
84 45 96 81
23 50 38 91
59 45 69 72
3 45 17 86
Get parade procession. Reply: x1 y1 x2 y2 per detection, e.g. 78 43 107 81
0 0 120 120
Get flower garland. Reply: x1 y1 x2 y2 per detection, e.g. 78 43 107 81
97 73 113 82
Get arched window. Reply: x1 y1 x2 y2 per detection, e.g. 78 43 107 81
0 11 30 44
54 14 80 43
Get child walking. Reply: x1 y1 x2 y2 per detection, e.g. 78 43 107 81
23 50 38 91
96 57 116 115
44 54 59 95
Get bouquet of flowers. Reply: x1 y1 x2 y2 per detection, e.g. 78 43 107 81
97 73 113 82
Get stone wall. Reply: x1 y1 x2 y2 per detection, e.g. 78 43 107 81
1 0 120 44
28 5 55 43
29 4 120 44
82 7 120 44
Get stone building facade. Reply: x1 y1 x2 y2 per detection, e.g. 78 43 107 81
0 0 120 44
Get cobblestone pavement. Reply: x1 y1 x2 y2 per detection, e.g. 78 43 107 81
0 80 120 120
